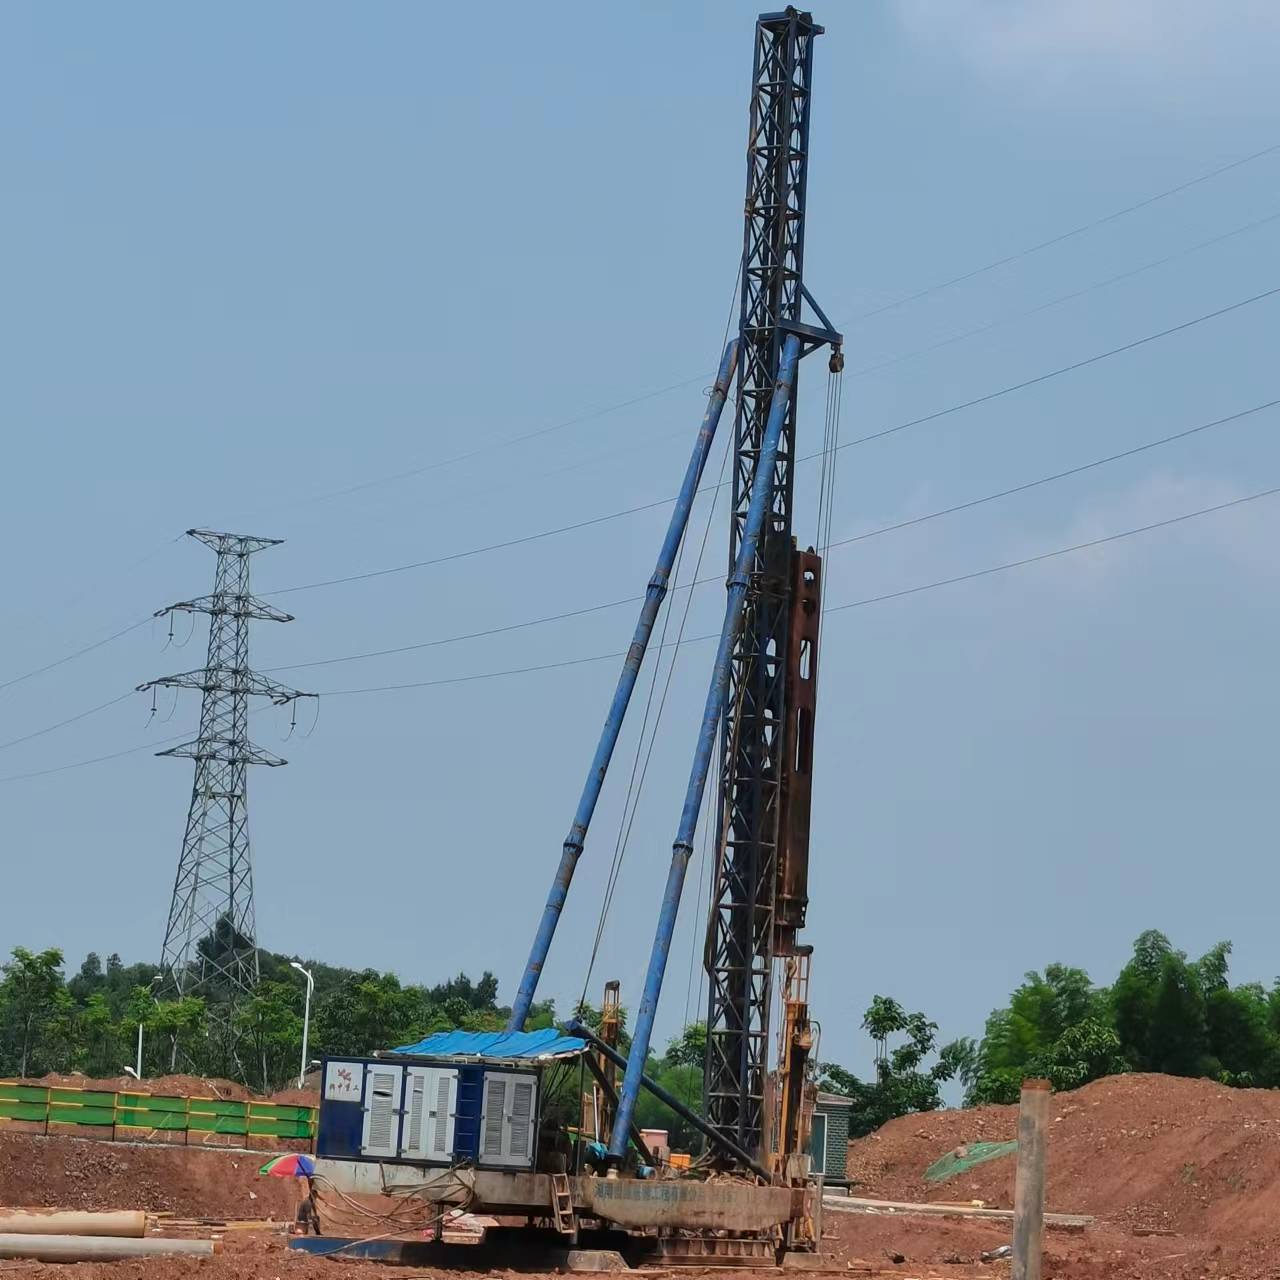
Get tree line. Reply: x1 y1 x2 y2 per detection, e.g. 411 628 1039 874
0 945 550 1091
5 927 1276 1145
816 929 1280 1135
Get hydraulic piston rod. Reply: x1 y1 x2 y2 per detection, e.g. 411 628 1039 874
608 333 802 1160
508 341 739 1032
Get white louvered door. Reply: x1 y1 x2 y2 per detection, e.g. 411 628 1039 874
360 1063 404 1159
478 1071 538 1168
399 1067 457 1162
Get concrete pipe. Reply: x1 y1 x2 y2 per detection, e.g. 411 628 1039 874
0 1209 147 1237
0 1233 217 1261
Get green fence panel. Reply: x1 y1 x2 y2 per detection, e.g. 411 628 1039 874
250 1103 314 1125
118 1093 188 1115
50 1106 115 1126
116 1108 189 1132
50 1089 117 1109
0 1100 48 1122
188 1098 247 1119
246 1116 314 1138
187 1112 249 1135
0 1085 49 1104
0 1084 314 1146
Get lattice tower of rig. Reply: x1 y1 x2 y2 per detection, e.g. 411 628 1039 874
139 529 312 1016
705 6 834 1161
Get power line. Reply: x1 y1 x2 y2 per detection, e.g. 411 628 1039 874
277 374 712 512
845 140 1280 324
267 495 678 597
9 252 1278 697
0 724 197 784
319 650 629 697
828 399 1280 549
0 616 152 698
12 193 1277 683
5 482 1277 784
848 209 1280 382
824 284 1280 456
11 395 1268 755
316 483 1280 695
0 691 136 753
261 397 1277 677
263 594 649 673
265 285 1280 599
246 138 1280 513
826 484 1280 612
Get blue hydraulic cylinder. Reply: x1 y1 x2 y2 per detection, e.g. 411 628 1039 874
608 333 802 1161
507 340 740 1033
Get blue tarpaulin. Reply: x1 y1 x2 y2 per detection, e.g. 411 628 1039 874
392 1028 587 1061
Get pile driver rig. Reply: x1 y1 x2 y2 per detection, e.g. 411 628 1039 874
312 7 842 1264
509 0 842 1233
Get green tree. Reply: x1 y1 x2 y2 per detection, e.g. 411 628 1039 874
235 981 303 1093
78 993 118 1077
662 1022 706 1070
151 997 208 1073
818 996 959 1138
0 947 67 1077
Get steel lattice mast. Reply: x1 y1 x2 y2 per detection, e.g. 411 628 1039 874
139 529 312 1014
704 6 834 1161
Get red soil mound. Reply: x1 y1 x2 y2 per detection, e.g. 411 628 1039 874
848 1071 1280 1240
27 1072 254 1100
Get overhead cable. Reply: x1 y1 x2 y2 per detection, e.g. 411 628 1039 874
265 287 1280 599
846 141 1280 324
261 397 1278 676
5 483 1277 784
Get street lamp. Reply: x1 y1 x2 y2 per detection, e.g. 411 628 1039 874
290 962 315 1090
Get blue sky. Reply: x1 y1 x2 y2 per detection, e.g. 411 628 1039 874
2 1 1279 1085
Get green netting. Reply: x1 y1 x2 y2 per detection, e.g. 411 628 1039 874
0 1101 48 1122
187 1112 248 1135
49 1106 115 1126
0 1084 315 1143
247 1116 313 1138
119 1093 187 1114
188 1099 247 1119
0 1085 48 1104
251 1103 312 1124
116 1108 189 1131
924 1140 1018 1183
50 1089 116 1108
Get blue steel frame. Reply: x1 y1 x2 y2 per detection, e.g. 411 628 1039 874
506 341 740 1033
609 335 803 1162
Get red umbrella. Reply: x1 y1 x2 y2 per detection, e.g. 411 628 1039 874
259 1153 315 1178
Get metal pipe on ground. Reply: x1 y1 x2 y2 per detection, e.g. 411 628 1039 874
0 1234 217 1261
0 1210 146 1238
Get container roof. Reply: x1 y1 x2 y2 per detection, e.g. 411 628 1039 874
391 1028 587 1062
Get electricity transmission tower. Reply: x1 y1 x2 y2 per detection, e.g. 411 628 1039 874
139 529 312 1025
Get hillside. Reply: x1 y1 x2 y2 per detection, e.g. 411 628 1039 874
847 1072 1280 1241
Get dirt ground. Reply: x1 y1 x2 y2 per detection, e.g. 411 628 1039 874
0 1131 297 1219
842 1071 1280 1277
3 1073 1280 1277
